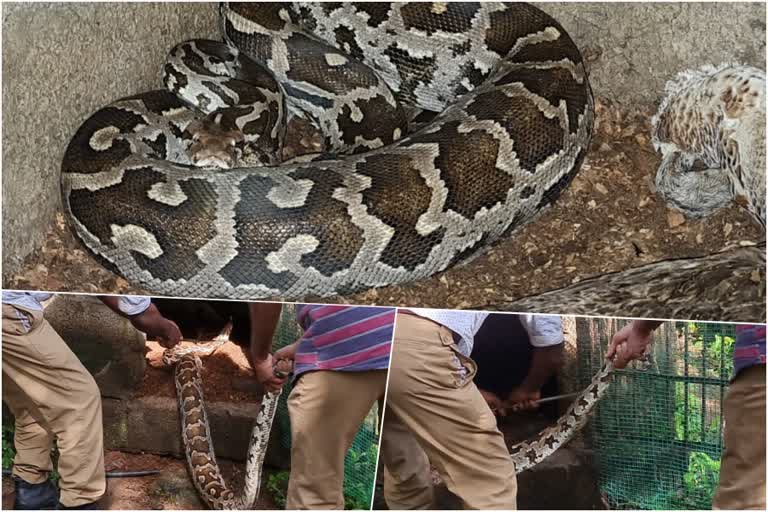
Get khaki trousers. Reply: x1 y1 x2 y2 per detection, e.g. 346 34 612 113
2 304 106 507
712 364 766 510
381 314 517 510
286 369 387 509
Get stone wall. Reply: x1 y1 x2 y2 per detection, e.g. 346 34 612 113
2 3 218 274
44 294 146 399
540 3 765 107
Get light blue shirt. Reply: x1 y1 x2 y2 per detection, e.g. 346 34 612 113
1 292 54 312
2 292 151 316
408 309 563 357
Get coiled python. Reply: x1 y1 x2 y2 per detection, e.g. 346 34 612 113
163 329 612 508
61 2 594 300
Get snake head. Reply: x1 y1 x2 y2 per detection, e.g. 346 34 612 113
186 117 245 169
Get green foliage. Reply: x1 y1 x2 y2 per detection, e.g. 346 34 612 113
1 422 60 482
266 470 290 509
669 452 721 509
686 324 735 378
593 321 734 510
2 423 15 469
342 443 379 510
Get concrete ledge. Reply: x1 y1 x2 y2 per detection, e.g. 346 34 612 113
2 2 218 273
430 447 604 510
516 446 604 510
103 395 289 466
539 3 765 107
44 295 146 399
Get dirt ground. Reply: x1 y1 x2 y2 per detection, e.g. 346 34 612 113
141 339 262 402
2 450 280 510
4 100 762 309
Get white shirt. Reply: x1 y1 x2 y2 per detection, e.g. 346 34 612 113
407 309 562 356
114 296 153 316
519 314 563 348
2 292 151 316
406 308 489 356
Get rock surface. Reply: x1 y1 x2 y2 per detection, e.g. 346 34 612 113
44 294 146 399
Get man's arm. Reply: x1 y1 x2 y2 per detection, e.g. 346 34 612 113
98 296 181 348
606 320 663 368
507 315 565 410
520 344 564 393
248 302 285 392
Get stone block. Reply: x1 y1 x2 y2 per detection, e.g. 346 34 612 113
44 294 146 399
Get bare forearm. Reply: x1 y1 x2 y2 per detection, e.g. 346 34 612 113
521 345 564 392
98 296 160 330
249 303 283 362
634 320 663 334
98 296 181 346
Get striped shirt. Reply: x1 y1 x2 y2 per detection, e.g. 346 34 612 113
734 324 766 378
293 305 394 378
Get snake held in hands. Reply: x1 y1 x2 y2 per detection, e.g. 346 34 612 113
61 2 594 300
163 332 612 508
162 337 290 510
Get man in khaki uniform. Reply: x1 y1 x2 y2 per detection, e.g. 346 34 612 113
249 303 394 509
607 320 766 510
381 309 563 510
2 292 182 510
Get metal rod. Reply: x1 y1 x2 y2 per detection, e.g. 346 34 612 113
531 391 582 404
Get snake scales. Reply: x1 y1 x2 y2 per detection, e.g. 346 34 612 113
61 2 594 300
162 330 613 509
162 333 291 510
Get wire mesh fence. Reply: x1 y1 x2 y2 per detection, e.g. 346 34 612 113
576 317 735 510
272 304 381 510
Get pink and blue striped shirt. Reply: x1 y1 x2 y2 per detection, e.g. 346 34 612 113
293 305 394 378
734 324 766 378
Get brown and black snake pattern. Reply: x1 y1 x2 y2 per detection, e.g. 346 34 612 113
162 339 283 510
61 2 594 300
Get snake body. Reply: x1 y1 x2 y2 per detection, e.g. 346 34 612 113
61 2 593 300
510 361 613 472
162 339 282 510
163 336 612 508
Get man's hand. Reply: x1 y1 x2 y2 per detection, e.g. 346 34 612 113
252 354 288 393
506 387 541 412
129 306 182 348
274 341 299 362
479 389 507 416
606 320 661 369
98 298 182 348
273 341 298 378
